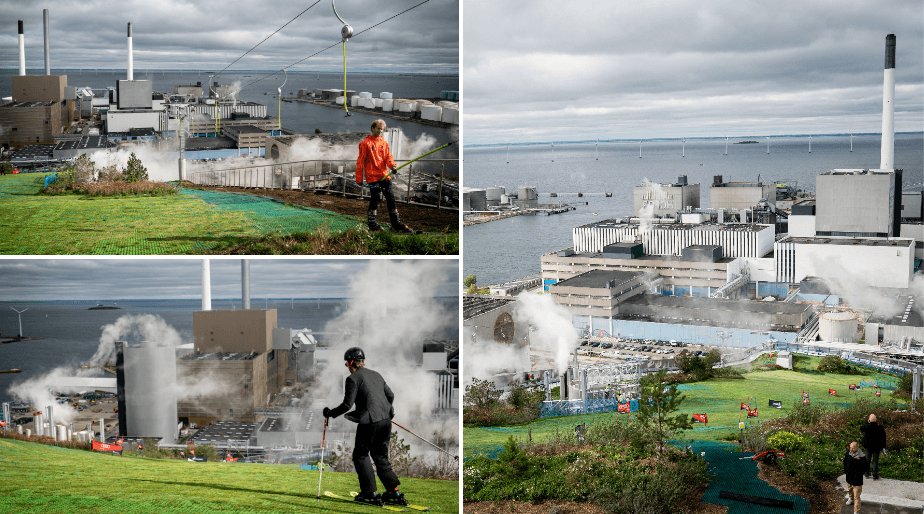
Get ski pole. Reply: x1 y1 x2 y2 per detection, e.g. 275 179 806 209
391 420 458 460
317 416 328 503
383 140 458 179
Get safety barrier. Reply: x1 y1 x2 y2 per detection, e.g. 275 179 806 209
538 398 638 418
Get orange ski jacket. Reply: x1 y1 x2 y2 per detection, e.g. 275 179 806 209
355 135 397 184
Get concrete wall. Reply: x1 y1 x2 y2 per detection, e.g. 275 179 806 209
463 302 530 376
788 215 816 237
573 223 774 258
11 75 66 102
542 252 731 292
575 317 796 348
816 172 894 236
0 102 62 146
193 309 277 353
106 111 161 133
782 239 914 288
117 80 152 110
633 183 700 216
710 183 775 210
124 342 178 441
550 276 649 317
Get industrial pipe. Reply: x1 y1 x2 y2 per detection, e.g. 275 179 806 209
202 259 211 311
242 259 250 309
127 23 133 81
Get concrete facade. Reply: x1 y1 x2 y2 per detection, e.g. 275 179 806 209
462 295 530 375
105 110 161 133
116 80 153 110
193 309 277 354
175 353 256 426
549 269 654 318
11 75 66 103
0 101 63 146
816 170 896 237
572 220 774 258
709 182 776 210
222 124 268 148
633 181 700 216
774 236 914 288
617 295 813 332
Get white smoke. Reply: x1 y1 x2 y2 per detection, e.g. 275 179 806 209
396 131 438 162
310 260 457 454
89 314 184 368
514 292 579 374
462 325 531 381
638 178 666 237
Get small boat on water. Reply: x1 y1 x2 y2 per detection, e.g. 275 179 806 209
88 303 121 310
0 369 22 373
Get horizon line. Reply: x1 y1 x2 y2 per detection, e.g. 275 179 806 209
465 132 924 148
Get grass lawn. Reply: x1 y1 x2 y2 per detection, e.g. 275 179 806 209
464 355 906 457
0 173 457 254
0 438 458 514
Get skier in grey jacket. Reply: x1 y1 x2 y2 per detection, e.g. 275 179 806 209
324 347 408 506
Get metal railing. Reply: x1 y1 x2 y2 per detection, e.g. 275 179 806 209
185 158 459 210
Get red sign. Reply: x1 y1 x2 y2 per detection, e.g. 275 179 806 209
849 384 856 390
875 390 881 397
803 398 810 405
92 440 123 453
740 402 748 410
0 421 5 427
692 413 708 423
617 402 630 413
829 389 837 396
747 407 758 418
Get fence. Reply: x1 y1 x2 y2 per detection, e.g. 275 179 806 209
185 158 459 209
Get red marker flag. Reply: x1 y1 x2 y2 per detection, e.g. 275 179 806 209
747 407 758 418
803 398 810 405
875 390 881 397
740 402 748 410
617 402 630 413
849 384 856 390
829 389 837 396
692 413 708 423
92 440 123 453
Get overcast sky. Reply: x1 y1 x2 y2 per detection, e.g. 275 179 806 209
0 0 458 74
463 0 924 144
0 258 459 300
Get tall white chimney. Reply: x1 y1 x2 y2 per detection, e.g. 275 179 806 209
242 259 251 309
18 21 25 76
127 23 133 81
202 259 211 311
42 9 49 75
880 34 896 170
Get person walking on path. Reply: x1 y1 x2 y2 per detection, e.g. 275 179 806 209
323 347 409 507
860 413 887 479
355 120 412 233
843 441 869 512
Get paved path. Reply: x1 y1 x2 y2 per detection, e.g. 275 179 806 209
836 475 924 514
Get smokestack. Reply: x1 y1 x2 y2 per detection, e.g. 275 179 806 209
127 23 133 81
43 9 49 75
242 259 251 309
880 34 896 170
202 259 211 311
18 20 25 76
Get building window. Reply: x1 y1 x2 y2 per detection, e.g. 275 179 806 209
267 350 275 362
494 312 515 344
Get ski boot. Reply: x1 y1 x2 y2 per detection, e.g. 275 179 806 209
389 209 414 234
381 489 409 506
367 210 385 232
354 492 384 506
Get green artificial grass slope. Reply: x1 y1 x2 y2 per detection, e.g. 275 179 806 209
464 355 905 457
0 439 457 514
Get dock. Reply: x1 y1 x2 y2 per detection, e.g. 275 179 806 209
464 204 574 226
0 337 43 345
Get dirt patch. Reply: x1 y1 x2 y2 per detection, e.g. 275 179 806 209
757 462 842 514
184 184 458 234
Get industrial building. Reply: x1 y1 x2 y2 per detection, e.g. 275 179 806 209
632 176 700 217
548 269 656 319
709 175 776 211
815 169 901 237
463 295 531 377
774 235 914 289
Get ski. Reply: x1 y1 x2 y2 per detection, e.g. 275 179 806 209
324 491 406 512
351 491 431 511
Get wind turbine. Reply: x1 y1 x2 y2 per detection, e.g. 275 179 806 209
725 136 728 155
682 137 685 158
766 137 770 154
849 133 853 152
506 145 509 164
10 307 28 338
808 135 811 153
639 140 642 158
551 143 554 162
595 141 598 160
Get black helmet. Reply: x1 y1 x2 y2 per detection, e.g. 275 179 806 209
344 347 365 364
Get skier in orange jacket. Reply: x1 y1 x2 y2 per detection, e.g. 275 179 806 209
356 120 412 232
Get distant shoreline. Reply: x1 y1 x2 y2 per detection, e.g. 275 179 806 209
465 132 924 149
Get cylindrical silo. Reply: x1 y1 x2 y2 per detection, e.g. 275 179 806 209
24 428 32 437
124 341 178 443
382 99 394 111
380 92 393 99
421 105 443 122
486 186 505 207
518 186 538 201
819 312 858 343
56 424 67 442
34 414 43 436
373 98 383 108
335 96 344 105
359 92 372 99
467 188 487 211
351 96 360 107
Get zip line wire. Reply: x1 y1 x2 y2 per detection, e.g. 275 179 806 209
211 1 322 83
224 0 433 97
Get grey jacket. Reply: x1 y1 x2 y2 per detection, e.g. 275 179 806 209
328 367 395 424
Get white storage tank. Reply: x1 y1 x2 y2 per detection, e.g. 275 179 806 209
397 100 414 113
420 105 443 122
351 96 360 107
518 186 539 201
819 311 858 343
373 98 383 108
24 428 32 437
56 424 67 442
380 92 393 99
442 108 459 124
335 96 344 105
464 188 487 212
359 92 372 99
382 99 394 111
414 100 433 112
486 186 505 202
364 98 375 109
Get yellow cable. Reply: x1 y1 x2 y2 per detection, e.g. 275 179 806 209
343 41 350 116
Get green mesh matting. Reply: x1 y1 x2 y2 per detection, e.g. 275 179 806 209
0 176 360 254
179 188 361 235
692 441 809 514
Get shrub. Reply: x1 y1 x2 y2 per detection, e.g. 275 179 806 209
464 378 502 409
767 431 805 453
123 152 149 182
788 400 827 426
817 355 863 375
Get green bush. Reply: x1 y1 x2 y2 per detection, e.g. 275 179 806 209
767 431 805 453
817 355 863 375
789 400 827 426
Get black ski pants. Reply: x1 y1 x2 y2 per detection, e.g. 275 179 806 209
352 418 400 495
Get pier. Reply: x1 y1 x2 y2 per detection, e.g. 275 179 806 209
464 204 574 226
285 97 455 128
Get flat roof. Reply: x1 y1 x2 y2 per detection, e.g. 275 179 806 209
273 132 366 147
578 220 770 232
189 421 258 443
257 416 313 433
185 136 236 150
224 124 266 135
867 295 923 327
463 295 513 319
54 136 109 151
554 269 647 289
549 249 736 264
783 236 914 247
180 352 256 361
621 294 813 316
780 340 924 359
10 145 54 159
